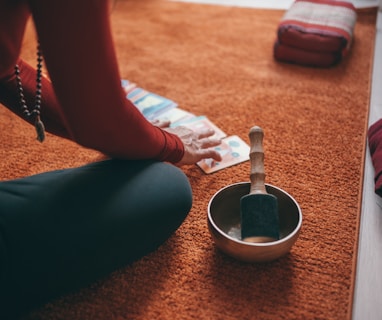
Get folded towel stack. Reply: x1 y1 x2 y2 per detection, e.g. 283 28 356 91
274 0 357 67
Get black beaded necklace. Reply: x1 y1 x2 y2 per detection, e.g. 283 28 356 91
14 42 45 142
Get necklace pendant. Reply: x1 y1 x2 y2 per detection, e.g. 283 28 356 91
35 117 45 143
15 42 46 143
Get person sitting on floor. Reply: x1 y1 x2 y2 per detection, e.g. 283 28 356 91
0 0 222 318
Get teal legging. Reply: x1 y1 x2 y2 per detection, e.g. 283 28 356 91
0 159 192 319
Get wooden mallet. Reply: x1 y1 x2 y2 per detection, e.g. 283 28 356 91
240 126 280 243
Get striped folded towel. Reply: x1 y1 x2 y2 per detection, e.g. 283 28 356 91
274 0 357 67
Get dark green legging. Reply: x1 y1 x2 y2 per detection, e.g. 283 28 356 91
0 159 192 319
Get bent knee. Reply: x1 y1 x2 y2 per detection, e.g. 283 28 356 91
162 163 192 212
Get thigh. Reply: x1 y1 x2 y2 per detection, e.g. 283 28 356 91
0 159 192 317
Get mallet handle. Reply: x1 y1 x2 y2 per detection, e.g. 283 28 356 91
249 126 267 195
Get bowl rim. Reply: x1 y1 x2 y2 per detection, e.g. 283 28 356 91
207 182 303 247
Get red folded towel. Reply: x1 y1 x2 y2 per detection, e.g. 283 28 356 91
368 119 382 197
274 0 357 67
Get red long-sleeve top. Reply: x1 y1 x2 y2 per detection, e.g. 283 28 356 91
0 0 184 163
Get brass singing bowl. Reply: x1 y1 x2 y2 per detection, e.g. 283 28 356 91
207 182 302 263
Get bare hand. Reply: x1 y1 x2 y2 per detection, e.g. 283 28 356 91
164 126 222 166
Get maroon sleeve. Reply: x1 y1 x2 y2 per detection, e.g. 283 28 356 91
368 119 382 197
0 0 184 163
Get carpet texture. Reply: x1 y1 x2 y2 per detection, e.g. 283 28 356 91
0 1 377 319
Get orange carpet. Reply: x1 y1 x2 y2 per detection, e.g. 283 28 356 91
0 0 377 319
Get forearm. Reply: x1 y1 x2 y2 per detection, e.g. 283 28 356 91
27 0 184 162
0 0 184 162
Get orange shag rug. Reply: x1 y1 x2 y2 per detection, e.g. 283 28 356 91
0 1 377 319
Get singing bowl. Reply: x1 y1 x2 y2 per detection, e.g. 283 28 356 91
207 182 302 263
